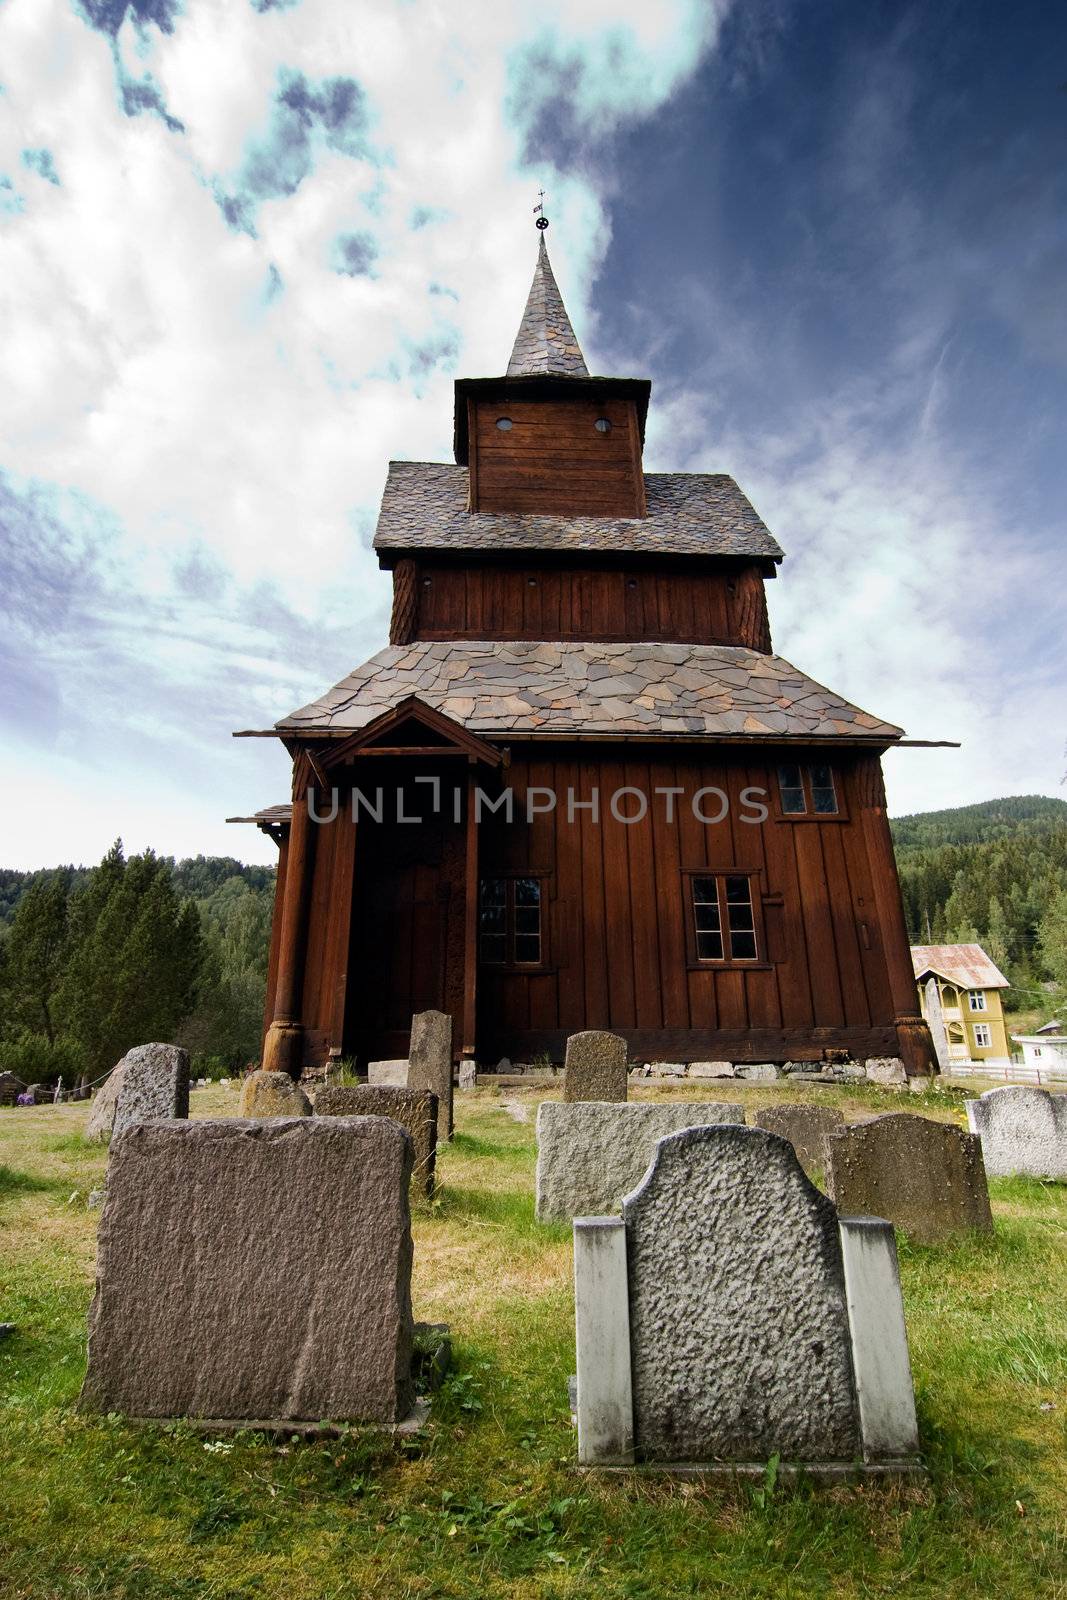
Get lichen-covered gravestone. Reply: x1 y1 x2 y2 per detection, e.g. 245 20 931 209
965 1087 1067 1179
536 1100 744 1221
825 1113 993 1242
316 1085 438 1196
111 1044 189 1139
563 1031 628 1103
80 1116 415 1423
238 1070 311 1118
752 1104 844 1177
84 1063 128 1142
408 1011 453 1137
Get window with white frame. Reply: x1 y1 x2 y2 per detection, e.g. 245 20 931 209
972 1023 992 1049
968 990 987 1012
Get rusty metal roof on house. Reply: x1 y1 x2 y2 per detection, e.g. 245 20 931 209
373 461 784 562
507 235 588 378
911 944 1010 989
273 641 902 742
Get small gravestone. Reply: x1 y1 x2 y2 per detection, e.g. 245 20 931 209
84 1064 128 1143
458 1061 477 1091
316 1086 437 1196
369 1060 409 1087
112 1044 189 1139
238 1070 311 1118
825 1114 992 1242
753 1104 844 1177
0 1071 25 1107
571 1125 920 1472
865 1057 907 1087
536 1101 744 1221
965 1087 1067 1179
408 1012 453 1138
563 1031 628 1103
80 1116 415 1423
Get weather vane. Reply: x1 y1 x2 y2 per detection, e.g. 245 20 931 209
534 189 549 230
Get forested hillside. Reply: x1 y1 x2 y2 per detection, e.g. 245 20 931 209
891 795 1067 1005
0 846 275 1084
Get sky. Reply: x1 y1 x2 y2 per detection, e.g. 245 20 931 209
1 0 1064 870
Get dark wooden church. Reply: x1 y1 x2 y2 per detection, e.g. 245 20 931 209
236 232 937 1080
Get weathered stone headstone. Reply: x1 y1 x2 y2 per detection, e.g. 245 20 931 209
0 1071 25 1107
752 1104 844 1177
536 1100 744 1221
408 1011 453 1137
80 1116 415 1423
864 1057 907 1087
238 1070 312 1118
825 1113 993 1242
563 1031 628 1103
84 1063 128 1143
316 1085 437 1196
458 1060 477 1091
112 1044 189 1139
626 1126 861 1463
369 1060 409 1087
965 1087 1067 1179
924 977 951 1074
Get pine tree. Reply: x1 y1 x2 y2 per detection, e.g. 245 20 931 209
0 877 70 1042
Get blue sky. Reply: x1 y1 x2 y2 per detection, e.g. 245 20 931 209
0 0 1063 869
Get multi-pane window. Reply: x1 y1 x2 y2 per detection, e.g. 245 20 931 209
691 874 758 963
479 877 543 966
777 763 839 815
968 990 987 1013
972 1023 992 1049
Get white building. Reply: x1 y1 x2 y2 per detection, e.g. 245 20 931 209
1010 1021 1067 1084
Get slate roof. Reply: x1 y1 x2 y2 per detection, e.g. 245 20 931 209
274 641 903 742
507 235 589 378
911 944 1010 989
373 461 784 561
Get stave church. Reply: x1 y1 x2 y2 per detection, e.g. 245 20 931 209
233 225 937 1081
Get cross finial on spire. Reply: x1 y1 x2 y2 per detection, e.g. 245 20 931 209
506 217 588 378
534 188 549 231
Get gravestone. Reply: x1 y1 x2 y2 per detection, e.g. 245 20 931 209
965 1087 1067 1179
369 1060 409 1087
316 1085 438 1196
458 1061 477 1091
85 1066 128 1141
80 1116 415 1423
112 1044 189 1139
0 1071 25 1107
864 1057 907 1087
563 1031 628 1103
753 1104 844 1177
825 1113 993 1242
924 977 951 1074
238 1070 312 1118
408 1012 453 1137
536 1100 744 1221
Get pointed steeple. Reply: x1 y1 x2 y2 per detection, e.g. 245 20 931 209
506 235 589 378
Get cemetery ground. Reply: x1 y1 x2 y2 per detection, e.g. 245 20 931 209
1 1085 1065 1600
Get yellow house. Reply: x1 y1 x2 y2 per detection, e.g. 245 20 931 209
911 944 1011 1069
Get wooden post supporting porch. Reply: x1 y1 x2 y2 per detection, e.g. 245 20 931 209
262 772 318 1079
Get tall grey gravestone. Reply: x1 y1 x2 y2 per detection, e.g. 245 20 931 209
112 1044 189 1139
84 1063 128 1143
825 1113 993 1242
80 1117 415 1424
752 1104 845 1177
572 1125 920 1473
408 1011 453 1138
316 1085 438 1197
563 1031 628 1103
924 977 952 1073
966 1087 1067 1179
536 1100 745 1221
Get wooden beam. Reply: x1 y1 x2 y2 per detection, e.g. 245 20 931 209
462 767 479 1060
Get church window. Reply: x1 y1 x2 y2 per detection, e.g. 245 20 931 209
690 874 758 963
479 876 543 966
495 417 513 430
594 417 612 433
777 763 839 815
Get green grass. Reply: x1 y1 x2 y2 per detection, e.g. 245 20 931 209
1 1086 1066 1598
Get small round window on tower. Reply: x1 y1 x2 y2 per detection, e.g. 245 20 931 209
496 417 513 431
594 417 612 433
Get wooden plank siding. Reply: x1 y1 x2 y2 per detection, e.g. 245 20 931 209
414 559 772 649
472 746 900 1063
471 398 644 517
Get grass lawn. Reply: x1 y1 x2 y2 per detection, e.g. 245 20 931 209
1 1081 1065 1599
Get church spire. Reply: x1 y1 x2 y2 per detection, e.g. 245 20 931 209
506 233 589 378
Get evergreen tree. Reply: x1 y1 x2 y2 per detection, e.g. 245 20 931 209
0 877 70 1042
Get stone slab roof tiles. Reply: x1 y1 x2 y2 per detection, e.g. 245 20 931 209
373 461 784 562
275 641 903 742
507 235 589 378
